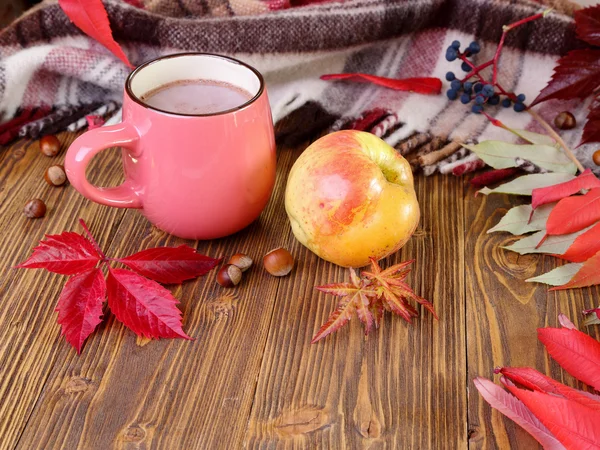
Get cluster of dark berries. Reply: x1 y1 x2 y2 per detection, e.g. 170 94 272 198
445 40 527 114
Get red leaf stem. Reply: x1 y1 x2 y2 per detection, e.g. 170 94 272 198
79 219 106 261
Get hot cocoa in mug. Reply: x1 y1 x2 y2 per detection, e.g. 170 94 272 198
65 53 277 240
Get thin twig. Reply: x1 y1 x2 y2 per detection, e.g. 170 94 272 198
527 108 585 173
79 219 107 262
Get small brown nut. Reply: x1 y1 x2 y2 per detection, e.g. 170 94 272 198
228 253 253 272
554 111 576 130
39 135 61 157
263 247 294 277
593 150 600 166
217 264 242 287
44 165 67 186
24 199 46 218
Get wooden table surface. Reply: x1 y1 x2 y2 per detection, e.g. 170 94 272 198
0 129 598 450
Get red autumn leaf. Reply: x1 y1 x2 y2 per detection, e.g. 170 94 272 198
107 268 192 340
320 73 442 95
117 245 221 284
575 5 600 47
537 326 600 390
56 268 105 353
473 377 564 450
16 232 101 275
582 99 600 146
58 0 133 68
532 49 600 105
497 367 600 411
470 168 519 189
506 384 600 449
545 187 600 236
531 169 600 210
556 221 600 262
553 250 600 289
312 268 376 343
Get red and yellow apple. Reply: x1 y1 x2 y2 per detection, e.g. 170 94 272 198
284 130 420 268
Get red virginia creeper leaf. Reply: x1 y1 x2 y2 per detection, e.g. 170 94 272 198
582 99 600 146
58 0 133 68
532 49 600 105
531 169 600 210
545 188 600 236
506 384 600 449
107 268 192 340
552 250 600 290
473 377 565 450
497 367 600 410
320 73 442 95
117 245 221 284
17 232 101 275
575 5 600 47
56 268 105 353
557 221 600 262
537 326 600 390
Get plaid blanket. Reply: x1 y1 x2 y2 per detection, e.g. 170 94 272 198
0 0 595 173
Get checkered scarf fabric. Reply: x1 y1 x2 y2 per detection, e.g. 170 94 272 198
0 0 595 171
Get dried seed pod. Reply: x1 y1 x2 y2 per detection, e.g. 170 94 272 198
228 253 253 272
24 199 46 218
217 264 242 287
44 165 67 186
554 111 576 130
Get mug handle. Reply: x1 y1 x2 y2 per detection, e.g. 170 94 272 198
65 122 143 208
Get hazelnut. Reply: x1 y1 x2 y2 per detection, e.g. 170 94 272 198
554 111 576 130
44 165 67 186
24 199 46 218
217 264 242 287
228 253 253 272
593 150 600 166
39 135 61 157
263 247 294 277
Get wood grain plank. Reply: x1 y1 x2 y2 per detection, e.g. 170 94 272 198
0 134 127 450
465 188 600 449
243 170 468 448
14 145 297 449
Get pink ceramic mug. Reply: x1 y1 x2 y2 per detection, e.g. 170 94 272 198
65 53 276 240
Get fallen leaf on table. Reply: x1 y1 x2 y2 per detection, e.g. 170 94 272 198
118 245 221 284
531 169 600 210
556 221 600 262
506 385 600 449
107 268 192 340
16 232 102 275
526 263 583 286
584 307 600 326
56 268 105 354
488 203 555 235
473 377 564 450
544 188 600 238
551 250 600 290
478 173 575 196
537 325 600 390
462 141 576 174
502 225 593 256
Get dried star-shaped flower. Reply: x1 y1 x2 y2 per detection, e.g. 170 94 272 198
311 258 437 343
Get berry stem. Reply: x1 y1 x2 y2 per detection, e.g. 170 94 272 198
526 108 585 173
79 219 108 262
